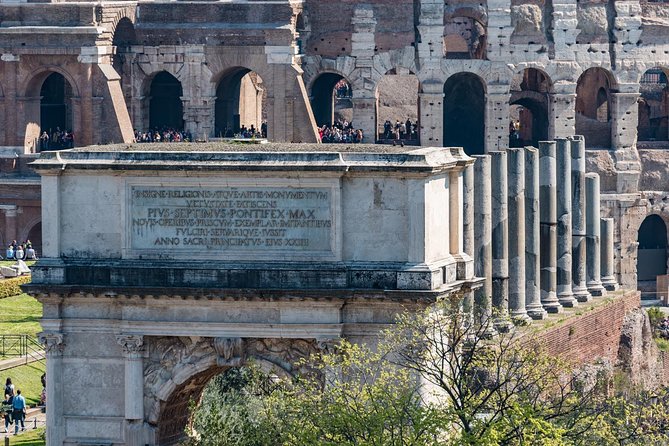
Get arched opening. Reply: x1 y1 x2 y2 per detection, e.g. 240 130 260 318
26 222 42 257
510 68 551 147
148 72 184 131
576 67 614 148
214 68 266 138
39 73 74 150
310 73 352 128
637 214 668 298
376 69 419 144
443 15 486 59
443 72 485 155
638 67 669 146
112 17 136 100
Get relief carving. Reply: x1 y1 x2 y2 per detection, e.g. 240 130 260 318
38 332 64 356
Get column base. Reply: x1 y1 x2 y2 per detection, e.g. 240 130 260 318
601 277 619 291
557 291 578 308
572 285 592 302
587 281 607 297
526 304 548 320
510 310 532 326
493 316 514 333
541 292 563 313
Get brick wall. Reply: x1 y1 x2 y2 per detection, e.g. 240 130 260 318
530 291 641 365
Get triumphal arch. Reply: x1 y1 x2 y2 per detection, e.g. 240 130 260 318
25 143 478 445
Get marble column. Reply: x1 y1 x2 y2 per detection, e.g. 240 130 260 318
525 147 547 320
117 335 145 446
473 155 493 325
462 163 475 313
491 151 512 329
39 333 65 446
507 148 530 323
3 206 17 244
585 173 607 296
556 138 578 307
600 218 619 291
570 136 592 302
539 141 562 313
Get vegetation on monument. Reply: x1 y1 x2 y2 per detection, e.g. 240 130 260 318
188 299 669 446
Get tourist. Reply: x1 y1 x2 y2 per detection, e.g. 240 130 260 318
14 245 24 261
1 394 12 433
25 244 37 260
11 389 25 434
5 246 14 261
4 379 14 399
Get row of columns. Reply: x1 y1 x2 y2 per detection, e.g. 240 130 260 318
466 136 619 327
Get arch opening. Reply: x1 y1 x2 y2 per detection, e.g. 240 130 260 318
376 69 419 144
443 72 485 155
112 17 136 98
443 16 486 59
638 67 669 145
576 67 614 148
310 73 352 129
637 214 668 297
39 72 74 150
510 68 551 147
25 222 42 257
214 68 266 138
148 72 184 131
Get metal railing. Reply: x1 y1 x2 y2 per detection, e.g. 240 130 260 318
0 335 43 363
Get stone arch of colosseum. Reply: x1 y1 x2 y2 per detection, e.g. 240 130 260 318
576 66 618 148
443 71 486 155
635 212 669 296
510 67 553 147
140 336 324 445
308 71 353 127
211 67 266 137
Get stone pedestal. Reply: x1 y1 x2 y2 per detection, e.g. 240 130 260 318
539 141 562 313
570 136 591 302
491 151 512 330
600 218 619 291
524 147 547 320
585 173 606 297
556 138 577 307
474 155 494 326
507 149 530 323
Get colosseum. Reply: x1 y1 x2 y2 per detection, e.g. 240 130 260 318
0 0 668 295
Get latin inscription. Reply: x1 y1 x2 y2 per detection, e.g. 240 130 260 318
130 186 333 255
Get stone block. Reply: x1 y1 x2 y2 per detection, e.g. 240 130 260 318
0 267 17 277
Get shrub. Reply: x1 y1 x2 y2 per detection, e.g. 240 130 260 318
0 276 31 299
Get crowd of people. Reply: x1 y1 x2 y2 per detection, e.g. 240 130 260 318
655 316 669 339
38 128 74 151
318 120 364 143
134 128 194 143
2 241 37 261
0 376 43 435
381 119 418 141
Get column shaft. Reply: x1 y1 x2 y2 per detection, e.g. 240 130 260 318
570 136 591 302
473 155 493 324
462 164 475 313
40 334 65 446
539 141 562 313
525 147 547 319
507 148 530 323
491 151 512 329
556 138 577 307
585 173 606 296
600 217 619 291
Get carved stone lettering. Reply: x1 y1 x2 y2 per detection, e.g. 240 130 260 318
130 186 334 258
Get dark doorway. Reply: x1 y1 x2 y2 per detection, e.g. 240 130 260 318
575 67 613 148
26 222 42 256
638 68 669 144
214 68 265 138
149 72 183 130
310 73 351 127
40 73 72 135
637 214 668 297
443 73 485 155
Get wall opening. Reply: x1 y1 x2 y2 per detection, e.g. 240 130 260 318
310 73 352 128
443 72 485 155
214 68 266 138
576 67 614 148
376 69 419 144
112 17 136 102
443 15 486 59
637 214 668 297
25 222 42 257
510 68 551 147
148 72 184 131
638 67 669 145
39 73 74 150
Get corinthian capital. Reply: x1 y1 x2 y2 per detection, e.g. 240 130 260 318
38 332 64 355
116 335 144 356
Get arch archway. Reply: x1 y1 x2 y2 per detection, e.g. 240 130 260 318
309 73 352 128
443 14 486 59
39 73 75 150
25 222 42 256
576 67 614 148
510 68 551 147
112 17 136 99
148 72 183 130
637 214 668 297
376 69 419 144
638 67 669 145
443 72 485 155
214 68 266 138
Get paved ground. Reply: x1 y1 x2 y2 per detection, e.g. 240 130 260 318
0 407 45 438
